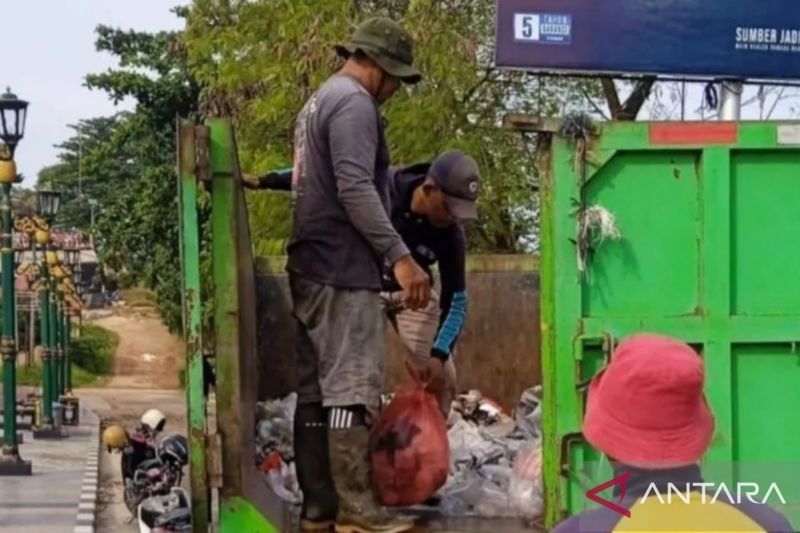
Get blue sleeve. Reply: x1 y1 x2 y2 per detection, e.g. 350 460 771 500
432 226 467 359
259 167 293 190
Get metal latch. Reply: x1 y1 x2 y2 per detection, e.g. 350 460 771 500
560 432 586 477
575 332 616 392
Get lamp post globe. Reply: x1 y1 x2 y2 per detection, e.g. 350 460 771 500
36 189 61 221
0 88 28 161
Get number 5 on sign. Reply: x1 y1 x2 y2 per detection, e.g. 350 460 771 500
514 13 540 41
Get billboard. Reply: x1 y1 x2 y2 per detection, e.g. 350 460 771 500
495 0 800 82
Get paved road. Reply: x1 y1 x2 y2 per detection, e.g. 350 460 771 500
0 405 98 533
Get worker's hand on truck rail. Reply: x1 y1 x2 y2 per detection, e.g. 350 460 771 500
241 173 261 189
393 254 431 310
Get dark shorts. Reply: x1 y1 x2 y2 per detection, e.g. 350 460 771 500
289 273 385 410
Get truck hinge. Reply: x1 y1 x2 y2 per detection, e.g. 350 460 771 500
206 431 223 489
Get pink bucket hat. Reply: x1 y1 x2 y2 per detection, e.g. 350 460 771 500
582 334 715 469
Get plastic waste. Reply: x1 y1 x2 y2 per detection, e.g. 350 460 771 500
255 393 301 503
264 461 302 505
514 385 542 440
371 363 450 507
509 441 544 520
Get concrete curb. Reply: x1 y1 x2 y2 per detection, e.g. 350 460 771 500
74 408 100 533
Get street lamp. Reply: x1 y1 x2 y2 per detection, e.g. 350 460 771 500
36 190 61 221
0 88 28 161
0 88 30 475
47 252 66 401
61 248 80 401
26 190 65 440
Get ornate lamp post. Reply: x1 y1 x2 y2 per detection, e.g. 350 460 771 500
62 248 80 396
0 88 31 474
23 190 64 439
60 246 81 426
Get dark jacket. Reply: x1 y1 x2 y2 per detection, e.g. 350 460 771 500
259 162 468 360
383 163 467 360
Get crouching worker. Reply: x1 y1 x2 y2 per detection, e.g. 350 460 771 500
553 334 793 533
246 150 481 418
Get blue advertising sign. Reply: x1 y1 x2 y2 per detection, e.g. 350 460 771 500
495 0 800 82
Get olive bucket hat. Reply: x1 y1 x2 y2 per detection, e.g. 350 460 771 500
335 17 422 84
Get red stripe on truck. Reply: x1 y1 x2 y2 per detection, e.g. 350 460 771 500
649 123 738 145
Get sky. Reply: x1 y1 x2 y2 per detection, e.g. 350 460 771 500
1 0 185 184
3 1 799 185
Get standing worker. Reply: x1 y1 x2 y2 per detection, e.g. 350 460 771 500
248 151 482 418
279 17 435 533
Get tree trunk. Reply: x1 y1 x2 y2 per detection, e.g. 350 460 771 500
602 76 656 121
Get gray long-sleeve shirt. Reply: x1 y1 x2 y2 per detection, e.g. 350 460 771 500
286 74 409 290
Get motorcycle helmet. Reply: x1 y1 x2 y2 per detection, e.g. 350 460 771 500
102 425 128 451
141 408 167 436
159 435 189 468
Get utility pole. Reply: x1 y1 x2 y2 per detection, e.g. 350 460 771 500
88 199 97 249
719 80 743 121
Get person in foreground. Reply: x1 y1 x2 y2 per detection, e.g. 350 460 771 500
553 334 793 533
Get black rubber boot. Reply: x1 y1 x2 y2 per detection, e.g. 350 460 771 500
295 402 339 531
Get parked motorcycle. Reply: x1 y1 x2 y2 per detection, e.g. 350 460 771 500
101 409 170 515
137 487 192 533
136 435 191 532
125 434 188 515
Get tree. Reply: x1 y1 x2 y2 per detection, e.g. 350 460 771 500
183 0 602 253
37 115 131 231
39 17 201 333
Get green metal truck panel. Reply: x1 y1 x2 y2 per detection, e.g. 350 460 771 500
541 120 800 529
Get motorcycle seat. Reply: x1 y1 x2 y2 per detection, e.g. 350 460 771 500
137 458 164 471
155 507 192 526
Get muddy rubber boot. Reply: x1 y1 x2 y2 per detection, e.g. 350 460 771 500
295 403 338 531
329 426 414 533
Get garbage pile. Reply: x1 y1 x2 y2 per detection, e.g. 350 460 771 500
254 392 302 505
253 386 543 521
437 386 543 519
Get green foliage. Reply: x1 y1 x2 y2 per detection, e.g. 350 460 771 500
183 0 601 252
70 324 119 375
39 17 201 334
0 364 99 387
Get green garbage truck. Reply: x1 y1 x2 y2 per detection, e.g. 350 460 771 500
177 117 800 531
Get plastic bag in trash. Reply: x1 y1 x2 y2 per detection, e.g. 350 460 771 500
514 386 542 440
264 461 302 505
255 393 297 464
474 477 515 517
509 440 543 519
371 362 450 507
448 419 507 467
439 470 515 517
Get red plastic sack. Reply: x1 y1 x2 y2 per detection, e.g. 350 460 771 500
370 363 450 507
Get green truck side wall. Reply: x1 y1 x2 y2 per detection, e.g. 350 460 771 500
541 121 800 528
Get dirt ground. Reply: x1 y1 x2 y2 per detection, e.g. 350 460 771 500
79 304 187 533
92 310 185 390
